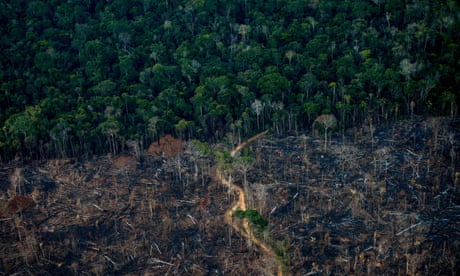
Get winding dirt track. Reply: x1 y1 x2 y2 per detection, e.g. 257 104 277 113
216 130 283 276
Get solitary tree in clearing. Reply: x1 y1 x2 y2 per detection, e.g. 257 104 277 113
313 114 337 151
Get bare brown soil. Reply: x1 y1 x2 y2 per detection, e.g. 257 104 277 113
0 117 459 275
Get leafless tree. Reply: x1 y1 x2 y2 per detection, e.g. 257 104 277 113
313 114 337 151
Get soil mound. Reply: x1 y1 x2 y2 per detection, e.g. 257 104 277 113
148 135 184 157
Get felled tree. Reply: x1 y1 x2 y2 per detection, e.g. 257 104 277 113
313 114 337 151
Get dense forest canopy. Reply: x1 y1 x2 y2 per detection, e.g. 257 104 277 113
1 0 459 161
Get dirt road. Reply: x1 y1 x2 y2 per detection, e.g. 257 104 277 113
216 130 283 275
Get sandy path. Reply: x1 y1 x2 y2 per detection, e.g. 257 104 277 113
216 130 283 275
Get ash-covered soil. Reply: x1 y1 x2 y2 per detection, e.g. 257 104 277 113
242 116 460 275
1 116 459 275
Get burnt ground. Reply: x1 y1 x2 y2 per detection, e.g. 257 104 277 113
0 138 271 275
242 116 460 275
1 116 459 275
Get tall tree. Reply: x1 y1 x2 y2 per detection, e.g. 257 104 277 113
313 114 337 151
